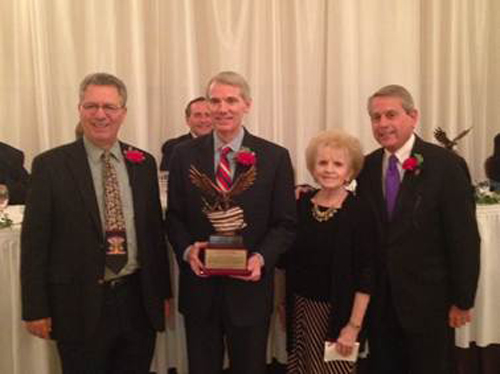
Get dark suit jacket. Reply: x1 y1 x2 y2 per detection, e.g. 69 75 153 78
21 139 171 341
166 130 296 326
160 133 193 171
0 141 29 204
357 136 480 333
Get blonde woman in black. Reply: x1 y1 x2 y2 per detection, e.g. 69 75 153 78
285 130 375 374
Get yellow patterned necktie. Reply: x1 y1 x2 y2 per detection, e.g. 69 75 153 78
102 151 128 274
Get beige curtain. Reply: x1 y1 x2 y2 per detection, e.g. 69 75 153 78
1 0 498 183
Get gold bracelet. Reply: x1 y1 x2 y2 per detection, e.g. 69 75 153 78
348 320 361 330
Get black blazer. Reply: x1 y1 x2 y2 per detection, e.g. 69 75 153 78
358 136 480 333
21 139 171 341
159 133 193 171
0 141 29 204
166 130 297 326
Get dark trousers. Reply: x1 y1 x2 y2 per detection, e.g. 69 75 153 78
369 284 453 374
56 273 156 374
184 292 270 374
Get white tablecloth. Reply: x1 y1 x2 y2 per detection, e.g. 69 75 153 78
455 204 500 348
0 226 61 374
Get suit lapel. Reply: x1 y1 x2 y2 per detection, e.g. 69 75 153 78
120 142 146 230
234 129 255 182
195 135 216 180
388 137 425 240
64 140 103 239
397 137 424 212
369 149 389 223
121 142 137 194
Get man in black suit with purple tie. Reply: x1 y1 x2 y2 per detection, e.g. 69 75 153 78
21 72 171 374
166 71 296 374
357 85 480 374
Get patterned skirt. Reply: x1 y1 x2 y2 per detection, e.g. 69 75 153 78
287 294 355 374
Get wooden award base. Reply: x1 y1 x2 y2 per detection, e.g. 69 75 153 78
202 235 250 276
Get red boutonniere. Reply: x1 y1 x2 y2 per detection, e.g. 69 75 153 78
403 153 423 175
235 147 256 166
124 148 145 164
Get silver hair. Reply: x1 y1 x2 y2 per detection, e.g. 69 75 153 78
206 71 251 102
367 84 415 114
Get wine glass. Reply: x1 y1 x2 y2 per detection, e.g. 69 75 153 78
0 184 9 215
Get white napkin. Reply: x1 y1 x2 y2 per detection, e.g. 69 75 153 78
324 342 360 363
4 205 24 225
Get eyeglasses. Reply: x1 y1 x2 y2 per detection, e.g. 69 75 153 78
81 103 124 115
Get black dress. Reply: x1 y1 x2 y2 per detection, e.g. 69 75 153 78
285 190 375 374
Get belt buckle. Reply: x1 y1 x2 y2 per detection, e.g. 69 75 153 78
113 277 126 288
106 277 124 289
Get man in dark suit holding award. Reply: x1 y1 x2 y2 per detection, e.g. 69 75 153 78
159 96 213 171
0 141 29 204
357 85 480 374
21 72 171 374
166 71 296 374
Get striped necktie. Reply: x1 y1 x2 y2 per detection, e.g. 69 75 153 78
216 146 232 192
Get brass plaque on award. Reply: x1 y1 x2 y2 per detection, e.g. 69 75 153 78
203 235 249 276
189 163 256 276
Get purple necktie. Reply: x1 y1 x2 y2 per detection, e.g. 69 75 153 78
385 154 400 219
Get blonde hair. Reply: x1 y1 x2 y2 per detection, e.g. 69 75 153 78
305 130 364 180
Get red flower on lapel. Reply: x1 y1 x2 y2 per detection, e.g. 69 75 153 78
124 148 145 164
403 153 423 175
235 147 256 166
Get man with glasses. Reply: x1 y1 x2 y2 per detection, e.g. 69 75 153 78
21 72 172 374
